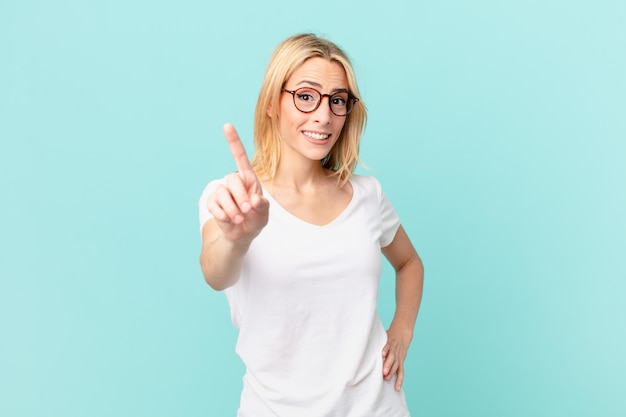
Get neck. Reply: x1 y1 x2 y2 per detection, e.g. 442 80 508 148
272 162 329 189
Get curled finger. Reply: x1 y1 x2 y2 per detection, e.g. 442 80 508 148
383 351 395 378
387 357 400 382
214 185 244 224
394 363 405 391
207 196 230 223
225 172 252 214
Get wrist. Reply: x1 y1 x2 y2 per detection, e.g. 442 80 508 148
388 320 414 341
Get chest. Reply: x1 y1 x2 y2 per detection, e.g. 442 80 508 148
244 189 384 293
263 184 353 227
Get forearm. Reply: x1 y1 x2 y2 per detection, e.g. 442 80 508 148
199 222 251 291
382 234 424 390
389 255 424 338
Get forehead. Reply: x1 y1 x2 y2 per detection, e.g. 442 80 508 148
286 57 348 89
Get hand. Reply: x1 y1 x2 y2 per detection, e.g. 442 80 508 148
207 123 269 244
382 326 412 391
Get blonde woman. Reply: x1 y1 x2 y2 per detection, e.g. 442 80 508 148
199 33 424 417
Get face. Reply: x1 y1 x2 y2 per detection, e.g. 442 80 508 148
276 57 349 166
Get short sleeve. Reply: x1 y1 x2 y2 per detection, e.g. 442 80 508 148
198 178 226 233
373 178 401 247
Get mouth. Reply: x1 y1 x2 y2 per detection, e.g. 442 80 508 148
302 130 331 141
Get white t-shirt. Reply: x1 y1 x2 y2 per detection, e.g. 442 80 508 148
199 174 409 417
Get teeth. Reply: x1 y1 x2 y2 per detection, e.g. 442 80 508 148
303 131 330 140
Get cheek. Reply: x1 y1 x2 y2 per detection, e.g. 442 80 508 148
334 118 347 134
331 121 347 146
278 101 303 125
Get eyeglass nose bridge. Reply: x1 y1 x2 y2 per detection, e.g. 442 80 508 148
311 92 339 116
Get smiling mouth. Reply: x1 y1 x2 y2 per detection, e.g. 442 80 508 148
302 131 330 140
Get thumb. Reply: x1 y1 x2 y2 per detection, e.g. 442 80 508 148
250 193 269 215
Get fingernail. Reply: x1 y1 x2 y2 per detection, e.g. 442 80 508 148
234 215 243 224
241 202 251 212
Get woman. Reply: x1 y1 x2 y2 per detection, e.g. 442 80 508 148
199 33 424 417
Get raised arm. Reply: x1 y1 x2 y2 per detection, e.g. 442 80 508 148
199 123 269 290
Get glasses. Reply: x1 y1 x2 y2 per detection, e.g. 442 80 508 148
282 87 359 116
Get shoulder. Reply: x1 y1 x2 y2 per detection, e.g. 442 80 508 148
200 177 227 198
350 174 384 198
198 177 228 228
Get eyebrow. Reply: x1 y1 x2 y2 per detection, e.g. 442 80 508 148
295 80 348 94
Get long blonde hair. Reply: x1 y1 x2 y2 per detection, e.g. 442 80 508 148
251 33 367 186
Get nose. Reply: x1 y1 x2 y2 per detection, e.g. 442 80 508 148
313 96 333 124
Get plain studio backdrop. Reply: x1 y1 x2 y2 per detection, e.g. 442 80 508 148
1 1 624 416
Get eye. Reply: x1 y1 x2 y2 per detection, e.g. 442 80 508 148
296 93 315 102
294 88 319 103
331 94 348 107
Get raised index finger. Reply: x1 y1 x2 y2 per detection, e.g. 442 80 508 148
223 123 254 175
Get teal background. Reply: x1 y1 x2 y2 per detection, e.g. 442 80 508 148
2 0 625 416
